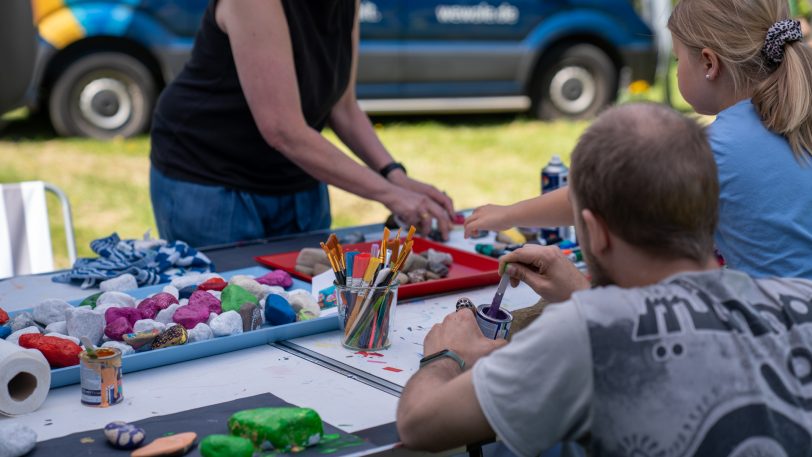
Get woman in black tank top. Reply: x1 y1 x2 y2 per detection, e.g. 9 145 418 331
149 0 454 247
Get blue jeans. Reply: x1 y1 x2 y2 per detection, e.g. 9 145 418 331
150 167 331 248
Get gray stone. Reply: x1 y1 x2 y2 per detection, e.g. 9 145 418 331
0 423 36 457
101 341 135 356
209 311 243 337
66 307 105 346
6 326 41 346
133 319 166 334
46 333 81 345
99 274 138 292
238 303 263 332
427 261 450 277
162 285 180 299
188 323 213 343
97 291 137 308
155 303 181 325
9 312 39 333
44 320 67 335
33 299 73 325
426 248 453 266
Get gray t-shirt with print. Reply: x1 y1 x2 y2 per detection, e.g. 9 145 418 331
472 269 812 457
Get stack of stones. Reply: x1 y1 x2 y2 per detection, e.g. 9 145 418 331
0 270 320 368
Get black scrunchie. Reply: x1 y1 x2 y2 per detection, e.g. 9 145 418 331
763 19 804 65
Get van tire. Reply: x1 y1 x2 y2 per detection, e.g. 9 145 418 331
48 52 155 138
530 44 617 120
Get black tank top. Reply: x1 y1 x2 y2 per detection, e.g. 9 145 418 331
150 0 355 195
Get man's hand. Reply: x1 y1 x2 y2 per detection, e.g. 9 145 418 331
464 204 514 238
424 309 506 367
499 245 590 302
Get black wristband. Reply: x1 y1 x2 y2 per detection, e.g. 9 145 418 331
379 162 406 179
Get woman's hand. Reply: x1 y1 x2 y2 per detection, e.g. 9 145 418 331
387 171 454 239
464 204 514 238
383 186 453 238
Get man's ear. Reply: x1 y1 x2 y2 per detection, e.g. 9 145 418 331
700 47 721 81
581 209 610 255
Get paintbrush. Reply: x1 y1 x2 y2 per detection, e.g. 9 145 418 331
487 273 511 318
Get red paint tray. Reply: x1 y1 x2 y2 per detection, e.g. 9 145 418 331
255 237 500 299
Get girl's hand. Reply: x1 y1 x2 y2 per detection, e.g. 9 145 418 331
464 204 514 238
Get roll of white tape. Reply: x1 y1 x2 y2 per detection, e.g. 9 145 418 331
0 339 50 416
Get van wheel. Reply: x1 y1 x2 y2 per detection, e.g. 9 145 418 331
48 52 155 138
530 44 617 120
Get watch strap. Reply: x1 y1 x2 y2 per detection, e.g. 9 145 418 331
419 349 466 371
379 161 407 178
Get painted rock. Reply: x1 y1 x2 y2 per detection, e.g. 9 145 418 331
133 319 167 334
100 274 138 293
220 285 258 313
407 269 427 284
155 304 181 325
66 307 105 346
6 326 41 345
199 434 254 457
256 270 293 289
105 317 133 342
288 292 320 318
151 325 188 349
19 334 82 367
45 333 81 345
0 423 37 457
105 307 143 326
264 295 296 326
171 272 219 290
9 312 38 332
209 311 243 337
229 276 265 300
0 307 8 325
137 293 179 320
297 309 318 322
45 320 68 335
228 408 323 451
97 291 137 308
123 329 161 350
0 325 11 339
188 323 213 343
238 303 263 332
101 341 135 356
396 272 409 285
162 285 180 299
189 291 221 315
33 299 73 326
131 432 197 457
103 421 146 449
172 304 210 330
198 277 228 292
79 292 103 309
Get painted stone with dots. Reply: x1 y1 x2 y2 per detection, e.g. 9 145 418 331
104 421 146 449
456 297 476 314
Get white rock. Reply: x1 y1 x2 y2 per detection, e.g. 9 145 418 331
46 333 81 345
289 293 320 317
206 313 218 325
6 326 41 346
0 423 37 457
229 275 264 299
97 291 136 308
155 304 181 324
170 273 220 290
93 302 125 316
162 285 180 299
188 323 213 343
66 308 105 346
99 274 138 292
44 321 68 335
101 341 135 356
259 285 286 301
133 319 166 334
209 311 243 337
33 299 73 325
206 290 221 300
179 298 189 306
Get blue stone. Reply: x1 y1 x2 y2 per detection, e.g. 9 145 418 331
104 421 146 450
178 285 198 300
0 325 10 339
264 295 296 326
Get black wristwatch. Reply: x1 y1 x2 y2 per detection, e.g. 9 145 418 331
419 349 466 371
379 161 407 178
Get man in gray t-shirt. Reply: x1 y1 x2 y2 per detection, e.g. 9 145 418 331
396 104 812 456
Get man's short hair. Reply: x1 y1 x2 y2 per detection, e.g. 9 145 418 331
570 103 718 262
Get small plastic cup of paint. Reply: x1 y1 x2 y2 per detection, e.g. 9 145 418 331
335 283 399 351
475 305 513 340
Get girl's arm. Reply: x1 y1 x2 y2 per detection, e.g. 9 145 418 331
464 187 575 238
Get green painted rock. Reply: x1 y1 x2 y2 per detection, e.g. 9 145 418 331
228 407 323 451
220 285 259 313
80 292 103 309
200 434 254 457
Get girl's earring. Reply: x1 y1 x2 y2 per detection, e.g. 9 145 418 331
705 74 711 80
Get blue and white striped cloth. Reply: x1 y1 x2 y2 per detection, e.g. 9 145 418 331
53 233 215 289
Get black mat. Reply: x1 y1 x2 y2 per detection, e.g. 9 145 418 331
33 393 397 457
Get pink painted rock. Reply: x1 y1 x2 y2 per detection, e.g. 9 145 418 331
189 290 222 315
104 317 133 341
172 305 210 330
198 277 227 292
137 293 179 320
104 307 143 325
256 270 293 289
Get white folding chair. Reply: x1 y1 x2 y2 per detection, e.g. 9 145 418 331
0 181 77 279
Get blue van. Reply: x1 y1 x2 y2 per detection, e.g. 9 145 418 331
28 0 656 138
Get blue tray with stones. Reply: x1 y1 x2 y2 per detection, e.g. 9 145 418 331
12 266 339 389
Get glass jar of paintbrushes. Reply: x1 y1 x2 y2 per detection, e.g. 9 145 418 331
321 227 416 350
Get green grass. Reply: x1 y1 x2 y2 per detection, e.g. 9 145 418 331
0 72 692 269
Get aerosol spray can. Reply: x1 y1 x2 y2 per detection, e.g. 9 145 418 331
540 155 570 244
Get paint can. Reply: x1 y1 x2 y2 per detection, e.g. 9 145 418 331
475 305 513 340
80 348 123 407
540 156 571 245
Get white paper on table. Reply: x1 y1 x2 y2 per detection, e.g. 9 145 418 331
310 269 336 300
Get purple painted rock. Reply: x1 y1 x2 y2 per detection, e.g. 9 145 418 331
172 305 210 330
104 317 133 341
189 290 222 315
104 307 143 326
256 270 293 289
137 293 179 320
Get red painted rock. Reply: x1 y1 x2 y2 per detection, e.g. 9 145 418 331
189 290 221 315
172 305 210 330
104 317 133 341
198 277 227 292
0 307 8 325
137 293 179 320
19 334 82 367
256 270 293 289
